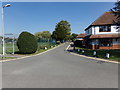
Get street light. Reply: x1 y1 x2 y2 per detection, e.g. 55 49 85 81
2 4 11 56
3 4 11 8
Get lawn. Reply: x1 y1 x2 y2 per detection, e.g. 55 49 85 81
0 42 57 60
76 47 120 61
0 42 57 55
0 43 19 54
37 42 56 50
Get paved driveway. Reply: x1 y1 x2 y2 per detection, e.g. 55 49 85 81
2 43 118 88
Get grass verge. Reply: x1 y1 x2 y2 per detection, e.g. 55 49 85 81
76 47 120 61
0 56 17 60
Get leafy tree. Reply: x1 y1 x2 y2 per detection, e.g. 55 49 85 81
71 33 78 41
17 32 38 54
52 20 71 42
111 1 120 24
41 31 51 39
35 32 42 39
35 31 51 39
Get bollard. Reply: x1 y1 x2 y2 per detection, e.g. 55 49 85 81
45 47 47 50
82 50 84 54
93 51 96 56
106 53 110 59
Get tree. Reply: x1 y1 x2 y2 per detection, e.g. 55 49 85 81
17 32 38 54
35 31 51 39
52 20 71 42
41 31 51 39
111 1 120 24
71 33 78 41
35 32 42 39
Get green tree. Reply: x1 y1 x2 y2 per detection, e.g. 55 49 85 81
41 31 51 39
52 20 71 42
35 31 51 39
17 32 38 54
71 33 78 41
35 32 42 39
111 1 120 24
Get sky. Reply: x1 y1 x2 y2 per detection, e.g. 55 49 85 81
0 2 115 36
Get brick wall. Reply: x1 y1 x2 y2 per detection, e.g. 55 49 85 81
99 44 120 49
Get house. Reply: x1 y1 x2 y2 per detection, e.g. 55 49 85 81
74 33 85 48
76 33 85 47
84 12 120 50
76 33 85 40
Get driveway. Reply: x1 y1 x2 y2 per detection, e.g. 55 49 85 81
2 42 118 88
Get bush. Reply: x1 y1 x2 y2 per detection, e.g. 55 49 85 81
56 41 61 44
74 40 82 47
17 32 38 54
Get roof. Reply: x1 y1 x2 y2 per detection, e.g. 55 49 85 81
76 33 85 38
85 12 118 31
89 34 120 39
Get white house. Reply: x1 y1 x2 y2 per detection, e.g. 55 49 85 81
85 12 120 50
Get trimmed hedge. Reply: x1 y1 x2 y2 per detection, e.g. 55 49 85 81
17 32 38 54
74 40 82 47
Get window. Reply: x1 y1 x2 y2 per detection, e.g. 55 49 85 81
88 30 89 34
99 26 111 32
99 39 112 47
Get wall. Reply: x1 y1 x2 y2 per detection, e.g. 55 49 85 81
85 25 119 36
92 25 119 35
85 27 92 36
99 45 120 49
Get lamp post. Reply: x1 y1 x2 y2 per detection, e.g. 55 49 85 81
2 4 11 56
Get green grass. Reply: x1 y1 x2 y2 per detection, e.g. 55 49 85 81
0 43 19 54
0 42 57 60
0 42 56 55
0 56 17 60
76 47 120 61
37 42 56 49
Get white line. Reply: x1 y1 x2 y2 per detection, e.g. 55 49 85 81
65 42 72 50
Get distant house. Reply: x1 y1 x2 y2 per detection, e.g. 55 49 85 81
84 12 120 50
76 33 85 41
75 33 85 47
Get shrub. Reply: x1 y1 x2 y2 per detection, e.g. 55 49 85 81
74 40 82 47
17 32 38 54
56 41 61 44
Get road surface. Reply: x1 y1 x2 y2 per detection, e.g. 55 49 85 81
2 43 118 88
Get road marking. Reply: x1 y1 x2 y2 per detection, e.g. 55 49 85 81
66 44 120 64
65 42 72 50
0 43 65 63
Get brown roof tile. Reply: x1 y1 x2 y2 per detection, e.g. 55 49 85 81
85 12 118 30
77 33 85 38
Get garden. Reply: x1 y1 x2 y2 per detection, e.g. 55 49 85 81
75 47 120 61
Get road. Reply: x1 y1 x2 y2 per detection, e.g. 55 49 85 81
2 43 118 88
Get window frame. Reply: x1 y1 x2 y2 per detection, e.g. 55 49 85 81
99 25 111 32
99 38 113 47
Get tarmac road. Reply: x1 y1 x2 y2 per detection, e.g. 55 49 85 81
2 42 118 88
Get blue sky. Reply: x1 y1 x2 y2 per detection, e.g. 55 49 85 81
1 2 115 35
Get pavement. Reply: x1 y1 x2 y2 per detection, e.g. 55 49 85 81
2 42 118 88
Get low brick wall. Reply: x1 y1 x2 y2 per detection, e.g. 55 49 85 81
99 44 120 49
